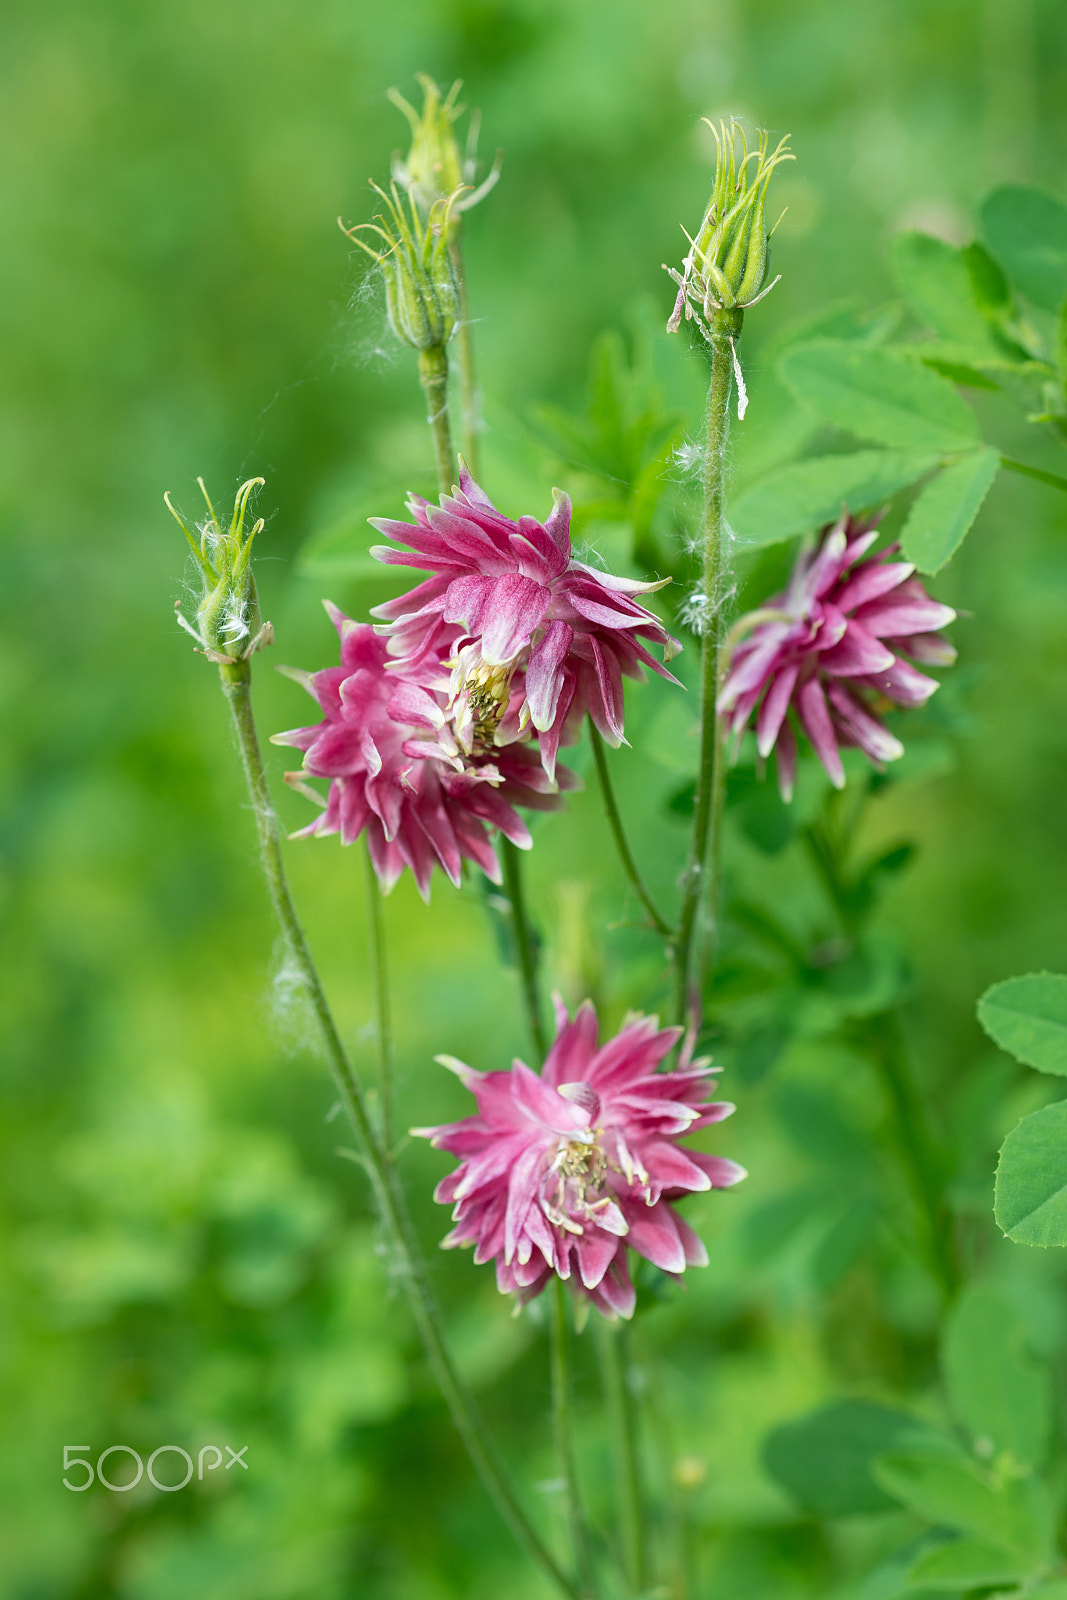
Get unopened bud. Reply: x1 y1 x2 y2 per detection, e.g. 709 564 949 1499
341 181 460 351
388 74 502 218
666 119 793 338
166 477 273 664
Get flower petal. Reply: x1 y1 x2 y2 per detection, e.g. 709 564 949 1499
797 676 845 788
525 621 574 731
479 575 551 665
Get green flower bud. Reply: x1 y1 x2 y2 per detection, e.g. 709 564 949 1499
388 75 502 218
666 120 793 335
166 477 273 664
341 181 460 351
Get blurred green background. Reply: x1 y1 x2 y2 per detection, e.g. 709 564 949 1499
3 0 1067 1595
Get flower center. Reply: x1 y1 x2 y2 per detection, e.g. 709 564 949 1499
447 643 519 755
541 1129 618 1235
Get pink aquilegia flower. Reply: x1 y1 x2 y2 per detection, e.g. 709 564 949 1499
414 998 745 1318
368 463 682 780
719 512 957 799
272 606 574 897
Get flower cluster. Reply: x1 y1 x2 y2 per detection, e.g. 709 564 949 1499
415 999 744 1318
720 511 957 797
276 467 679 893
370 462 681 781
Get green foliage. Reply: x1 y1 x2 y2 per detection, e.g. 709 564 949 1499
763 1400 924 1516
778 340 980 453
530 317 685 571
889 231 1001 352
872 1449 1053 1566
942 1283 1050 1469
995 1101 1067 1246
978 973 1067 1075
730 449 940 548
905 1536 1032 1590
981 185 1067 312
900 446 1000 574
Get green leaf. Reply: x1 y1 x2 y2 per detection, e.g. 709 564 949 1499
778 340 981 452
964 241 1012 318
810 1196 880 1291
942 1283 1050 1467
907 1537 1031 1590
763 1400 930 1516
995 1099 1067 1246
730 449 940 548
1025 1586 1067 1600
873 1450 1052 1561
890 232 998 349
978 972 1067 1075
900 446 1000 573
981 184 1067 311
915 355 1000 392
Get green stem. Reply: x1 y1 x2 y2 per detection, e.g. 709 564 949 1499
862 1012 959 1301
218 659 581 1600
417 344 456 496
597 1319 646 1595
500 836 547 1062
801 793 958 1300
449 230 481 477
673 313 740 1030
363 841 394 1154
1000 454 1067 495
551 1281 597 1597
588 722 673 940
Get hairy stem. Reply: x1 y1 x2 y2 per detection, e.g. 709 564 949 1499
501 837 547 1062
673 313 740 1030
418 344 456 496
218 659 581 1600
363 841 395 1154
449 230 481 477
551 1281 597 1597
588 722 673 940
597 1319 646 1594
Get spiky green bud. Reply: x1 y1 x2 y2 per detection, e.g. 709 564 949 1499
341 181 460 351
388 75 501 218
166 477 273 664
666 120 793 336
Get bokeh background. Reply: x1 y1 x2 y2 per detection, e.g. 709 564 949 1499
3 0 1067 1595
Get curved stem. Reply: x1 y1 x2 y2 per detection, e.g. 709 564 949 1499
672 317 738 1030
218 660 581 1600
551 1281 597 1597
1000 454 1067 495
588 722 673 940
862 1012 959 1302
802 789 958 1300
449 229 482 478
597 1318 646 1594
500 837 547 1062
417 344 456 495
363 840 394 1155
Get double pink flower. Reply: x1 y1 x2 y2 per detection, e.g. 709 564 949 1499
416 999 745 1318
720 512 956 797
370 463 681 781
273 608 572 898
278 468 680 893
